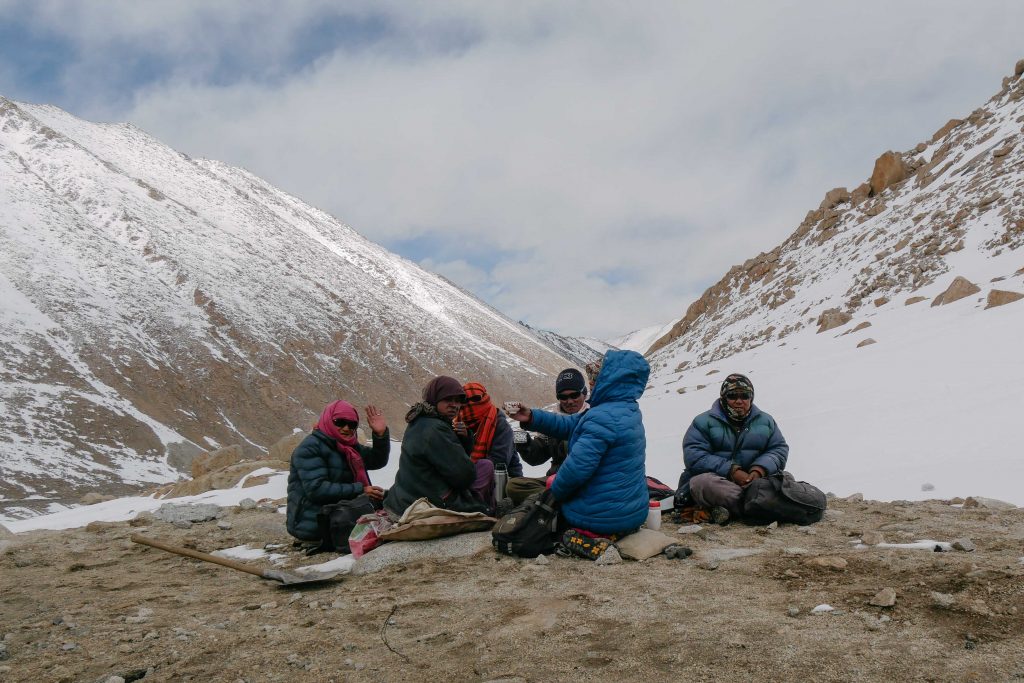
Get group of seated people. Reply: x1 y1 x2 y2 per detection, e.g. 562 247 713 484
286 348 791 559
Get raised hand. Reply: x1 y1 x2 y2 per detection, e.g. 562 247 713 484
365 405 388 436
503 402 531 423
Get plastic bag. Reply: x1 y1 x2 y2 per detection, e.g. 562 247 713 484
348 510 393 558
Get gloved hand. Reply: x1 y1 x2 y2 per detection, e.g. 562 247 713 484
730 468 752 486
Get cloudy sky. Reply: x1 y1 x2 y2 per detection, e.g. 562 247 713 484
2 1 1023 339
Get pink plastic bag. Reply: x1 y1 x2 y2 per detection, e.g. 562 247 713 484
348 510 393 558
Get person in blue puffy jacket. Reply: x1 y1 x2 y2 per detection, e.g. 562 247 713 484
675 373 789 523
508 350 650 559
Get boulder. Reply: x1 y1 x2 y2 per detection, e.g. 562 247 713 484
805 556 848 570
816 308 852 333
985 289 1024 309
163 460 287 498
905 296 928 306
1016 59 1024 77
152 503 224 524
191 445 246 478
963 496 1016 510
269 431 306 463
165 441 205 473
856 338 877 348
80 492 115 505
869 151 907 196
819 187 850 210
869 587 897 607
873 297 889 307
930 118 963 144
931 277 981 307
351 532 492 576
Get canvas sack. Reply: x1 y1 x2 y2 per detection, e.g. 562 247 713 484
742 472 826 525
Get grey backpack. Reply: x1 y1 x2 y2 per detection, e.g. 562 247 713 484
742 472 826 525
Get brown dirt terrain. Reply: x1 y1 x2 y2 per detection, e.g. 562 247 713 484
1 498 1022 683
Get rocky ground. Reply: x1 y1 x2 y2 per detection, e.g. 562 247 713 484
1 496 1022 683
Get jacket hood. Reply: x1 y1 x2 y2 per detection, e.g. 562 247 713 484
589 350 650 407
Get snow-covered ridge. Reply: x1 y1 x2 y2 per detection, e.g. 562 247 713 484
0 97 571 518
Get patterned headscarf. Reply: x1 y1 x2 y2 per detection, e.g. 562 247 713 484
584 358 604 389
459 382 498 462
314 400 370 487
719 374 754 422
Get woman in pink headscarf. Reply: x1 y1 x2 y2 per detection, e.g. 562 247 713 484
286 400 390 544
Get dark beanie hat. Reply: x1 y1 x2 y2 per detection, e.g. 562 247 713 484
555 368 586 394
422 376 465 405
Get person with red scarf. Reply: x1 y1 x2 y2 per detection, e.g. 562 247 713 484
286 400 390 543
459 382 523 478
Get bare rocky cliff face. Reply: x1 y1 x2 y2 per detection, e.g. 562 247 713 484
0 98 570 516
648 59 1024 364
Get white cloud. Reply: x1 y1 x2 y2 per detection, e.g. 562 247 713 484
7 1 1024 338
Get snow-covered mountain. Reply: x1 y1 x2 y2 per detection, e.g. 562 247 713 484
0 97 572 518
519 322 615 369
608 321 678 355
639 60 1024 504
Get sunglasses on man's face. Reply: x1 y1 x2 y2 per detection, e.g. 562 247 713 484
333 418 358 430
725 392 752 401
466 395 485 403
557 391 583 401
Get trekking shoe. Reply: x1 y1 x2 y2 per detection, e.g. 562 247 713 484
561 529 612 561
710 506 731 525
663 544 693 560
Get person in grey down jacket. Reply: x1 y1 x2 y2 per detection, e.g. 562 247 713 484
508 350 650 558
676 373 788 523
286 400 390 542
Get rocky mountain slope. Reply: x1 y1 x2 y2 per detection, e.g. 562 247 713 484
518 322 614 369
0 97 571 517
636 60 1024 504
648 60 1024 363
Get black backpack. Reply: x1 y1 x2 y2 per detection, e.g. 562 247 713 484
315 495 377 553
742 472 827 525
491 490 560 558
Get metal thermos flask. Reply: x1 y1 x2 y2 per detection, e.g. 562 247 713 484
494 463 508 501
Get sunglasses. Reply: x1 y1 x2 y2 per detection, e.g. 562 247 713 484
466 395 486 403
725 392 752 401
557 391 583 401
332 418 358 430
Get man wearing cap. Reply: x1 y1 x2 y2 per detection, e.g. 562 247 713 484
675 373 789 524
505 368 590 505
384 376 495 516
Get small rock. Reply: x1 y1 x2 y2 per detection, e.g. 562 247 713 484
0 643 7 661
823 509 844 520
259 602 277 610
805 556 848 570
698 559 720 571
844 493 864 502
153 502 223 524
533 554 550 566
172 520 193 530
62 642 77 651
783 569 800 578
931 592 955 609
331 599 346 609
786 607 800 617
861 531 885 546
811 604 834 614
676 524 704 535
217 521 232 531
869 587 897 607
307 601 319 610
796 526 817 535
952 538 976 552
106 677 126 683
238 498 258 510
964 496 1016 510
783 547 808 556
595 547 622 566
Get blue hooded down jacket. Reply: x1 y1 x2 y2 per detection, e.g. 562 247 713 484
676 399 789 505
526 349 650 535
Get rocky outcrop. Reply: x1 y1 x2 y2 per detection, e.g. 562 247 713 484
162 459 287 499
191 445 246 478
931 277 981 307
816 308 852 333
869 151 907 196
268 431 306 464
985 289 1024 309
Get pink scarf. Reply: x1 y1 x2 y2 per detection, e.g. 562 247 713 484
315 400 370 488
